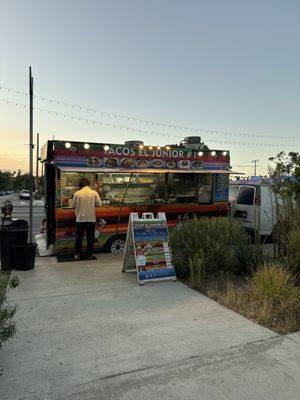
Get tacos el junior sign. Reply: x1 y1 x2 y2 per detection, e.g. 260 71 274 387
95 144 203 170
105 145 196 159
54 143 230 170
85 154 199 169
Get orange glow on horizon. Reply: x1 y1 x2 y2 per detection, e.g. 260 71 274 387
0 152 29 172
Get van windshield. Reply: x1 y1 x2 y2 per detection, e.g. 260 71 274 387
236 186 255 205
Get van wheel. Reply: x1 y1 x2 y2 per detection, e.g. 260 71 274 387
106 236 126 254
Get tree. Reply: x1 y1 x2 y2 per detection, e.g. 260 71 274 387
268 151 300 265
269 151 300 198
13 169 23 191
12 170 35 192
0 171 13 191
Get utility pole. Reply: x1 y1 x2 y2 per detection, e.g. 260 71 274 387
29 67 34 243
251 159 259 176
35 132 39 194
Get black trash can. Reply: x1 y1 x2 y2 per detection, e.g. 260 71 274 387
12 243 37 271
0 219 29 270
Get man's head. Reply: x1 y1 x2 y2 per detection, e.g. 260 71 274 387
79 177 90 188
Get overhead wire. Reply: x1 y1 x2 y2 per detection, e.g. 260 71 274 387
1 85 299 141
1 97 299 149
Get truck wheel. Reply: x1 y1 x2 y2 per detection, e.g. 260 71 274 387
106 236 126 253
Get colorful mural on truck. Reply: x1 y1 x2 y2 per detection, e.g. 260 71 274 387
52 142 230 171
41 140 231 254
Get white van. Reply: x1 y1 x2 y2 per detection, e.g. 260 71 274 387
230 178 276 237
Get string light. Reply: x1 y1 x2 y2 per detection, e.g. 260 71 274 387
1 85 300 141
1 97 299 149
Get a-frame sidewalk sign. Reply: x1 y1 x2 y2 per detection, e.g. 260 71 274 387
122 212 177 285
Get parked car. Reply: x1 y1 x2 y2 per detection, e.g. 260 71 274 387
230 178 275 237
19 190 31 200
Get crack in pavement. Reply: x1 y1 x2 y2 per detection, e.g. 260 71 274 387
21 334 281 400
8 283 136 302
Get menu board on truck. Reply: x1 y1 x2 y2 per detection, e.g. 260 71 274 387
214 174 229 201
122 213 177 285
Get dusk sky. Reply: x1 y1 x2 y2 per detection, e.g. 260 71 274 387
1 0 299 175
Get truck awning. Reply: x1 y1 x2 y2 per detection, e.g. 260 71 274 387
56 165 243 174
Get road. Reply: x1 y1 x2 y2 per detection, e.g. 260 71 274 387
0 193 45 234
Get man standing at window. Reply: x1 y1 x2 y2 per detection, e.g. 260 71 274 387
72 177 101 261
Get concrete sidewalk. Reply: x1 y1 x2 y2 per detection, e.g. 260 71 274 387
1 255 299 400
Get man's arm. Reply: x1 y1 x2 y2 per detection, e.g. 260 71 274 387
71 193 77 208
95 192 101 207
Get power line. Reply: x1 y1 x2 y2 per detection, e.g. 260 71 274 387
251 159 259 176
1 85 299 141
1 97 300 149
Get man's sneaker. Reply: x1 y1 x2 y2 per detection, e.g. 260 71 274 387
74 254 80 261
87 255 95 260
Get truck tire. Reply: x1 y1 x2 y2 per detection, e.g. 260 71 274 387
105 236 126 254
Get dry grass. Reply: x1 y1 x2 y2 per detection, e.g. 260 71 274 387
201 264 300 334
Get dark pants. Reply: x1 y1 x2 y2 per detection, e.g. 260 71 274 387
75 222 95 258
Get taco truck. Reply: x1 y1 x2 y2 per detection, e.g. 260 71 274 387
41 136 233 254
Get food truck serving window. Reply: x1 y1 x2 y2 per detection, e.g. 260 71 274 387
60 171 94 208
59 170 214 208
168 173 213 204
169 173 196 203
98 173 160 205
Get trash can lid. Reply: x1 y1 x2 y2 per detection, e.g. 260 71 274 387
0 219 29 229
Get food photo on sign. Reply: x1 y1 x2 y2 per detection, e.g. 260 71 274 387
135 241 167 271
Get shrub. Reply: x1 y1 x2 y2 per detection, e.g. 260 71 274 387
250 263 300 332
0 274 19 348
204 263 300 333
252 263 298 302
171 217 258 278
188 250 205 290
272 197 300 261
287 228 300 275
